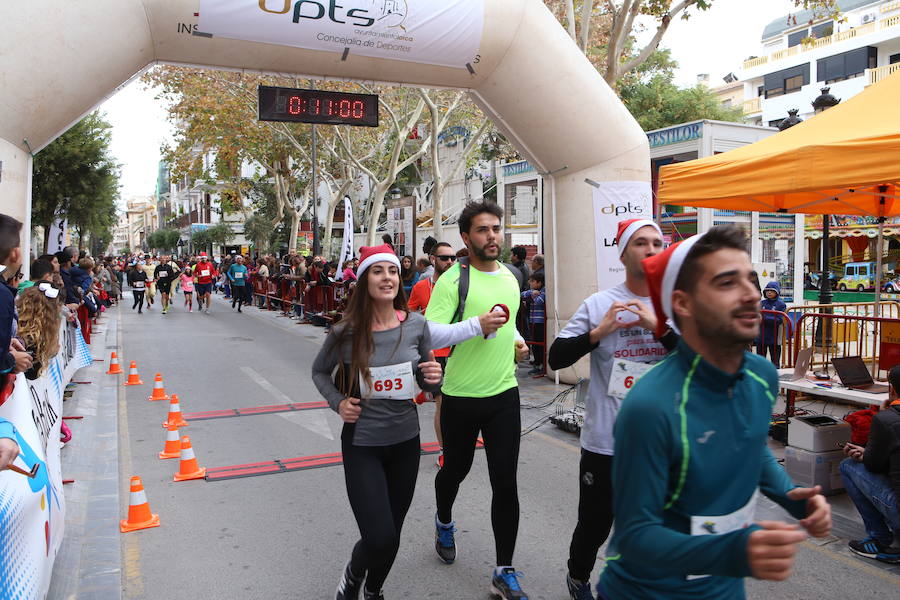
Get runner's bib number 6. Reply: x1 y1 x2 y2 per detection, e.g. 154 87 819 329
360 362 417 400
607 359 654 400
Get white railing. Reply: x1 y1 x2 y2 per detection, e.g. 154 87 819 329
866 62 900 85
881 1 900 14
744 19 896 70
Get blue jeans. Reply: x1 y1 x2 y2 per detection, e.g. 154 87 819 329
839 458 900 544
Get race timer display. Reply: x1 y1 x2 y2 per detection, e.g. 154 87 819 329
258 86 379 127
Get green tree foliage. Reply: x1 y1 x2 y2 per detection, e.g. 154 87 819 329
32 111 120 252
206 222 234 251
243 213 274 254
146 228 181 252
618 49 743 131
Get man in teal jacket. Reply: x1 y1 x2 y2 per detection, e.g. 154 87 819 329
598 225 831 600
227 255 249 313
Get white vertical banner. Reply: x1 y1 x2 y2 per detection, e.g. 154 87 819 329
47 214 67 255
592 181 654 290
335 196 354 280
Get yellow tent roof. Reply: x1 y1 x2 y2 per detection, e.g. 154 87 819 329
658 71 900 217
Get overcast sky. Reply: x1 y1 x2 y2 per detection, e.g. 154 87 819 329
98 0 800 204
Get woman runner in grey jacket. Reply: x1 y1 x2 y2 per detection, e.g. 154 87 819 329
312 243 442 600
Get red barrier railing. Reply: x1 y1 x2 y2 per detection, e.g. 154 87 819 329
249 274 349 325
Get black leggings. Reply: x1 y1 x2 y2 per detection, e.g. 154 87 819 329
231 286 245 309
342 429 420 593
567 450 614 581
435 387 521 566
132 290 145 311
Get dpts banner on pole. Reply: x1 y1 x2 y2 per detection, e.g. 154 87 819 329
335 196 354 280
0 321 93 600
199 0 484 69
46 214 68 256
592 181 654 290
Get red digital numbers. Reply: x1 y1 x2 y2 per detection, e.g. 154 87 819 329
288 96 304 115
372 378 404 393
290 95 365 119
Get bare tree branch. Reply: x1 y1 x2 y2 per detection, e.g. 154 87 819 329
578 0 596 51
616 0 694 79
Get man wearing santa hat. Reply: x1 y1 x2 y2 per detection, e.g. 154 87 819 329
597 224 831 600
549 218 673 600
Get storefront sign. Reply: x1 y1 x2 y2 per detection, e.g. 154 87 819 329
0 322 92 599
199 0 484 69
648 122 702 148
500 160 535 177
592 181 654 290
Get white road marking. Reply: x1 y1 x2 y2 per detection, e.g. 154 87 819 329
241 366 334 440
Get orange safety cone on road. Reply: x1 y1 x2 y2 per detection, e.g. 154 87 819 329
147 373 171 401
119 476 160 532
158 423 181 459
162 394 188 429
173 436 206 481
123 361 143 386
106 352 123 375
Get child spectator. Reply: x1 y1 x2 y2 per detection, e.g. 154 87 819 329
522 272 546 375
15 285 62 379
756 281 787 366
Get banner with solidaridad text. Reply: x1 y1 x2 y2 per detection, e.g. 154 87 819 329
0 321 92 600
199 0 484 69
592 181 654 291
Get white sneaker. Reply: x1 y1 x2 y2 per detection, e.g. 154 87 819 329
205 308 210 314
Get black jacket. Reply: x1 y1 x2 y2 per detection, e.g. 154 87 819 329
0 280 16 373
864 404 900 500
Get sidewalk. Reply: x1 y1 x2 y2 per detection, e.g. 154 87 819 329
48 306 122 600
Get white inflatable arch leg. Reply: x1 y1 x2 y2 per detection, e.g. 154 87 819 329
1 0 648 381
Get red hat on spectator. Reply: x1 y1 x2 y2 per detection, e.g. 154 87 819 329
357 244 400 279
642 233 707 338
616 219 662 257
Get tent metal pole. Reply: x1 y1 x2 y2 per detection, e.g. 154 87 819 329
875 185 889 318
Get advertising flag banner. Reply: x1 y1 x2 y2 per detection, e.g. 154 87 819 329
199 0 484 69
591 181 654 290
336 196 354 280
0 321 92 600
47 214 67 256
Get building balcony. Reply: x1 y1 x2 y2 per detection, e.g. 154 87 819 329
743 97 762 114
866 62 900 85
743 19 896 70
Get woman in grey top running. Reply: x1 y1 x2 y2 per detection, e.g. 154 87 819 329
312 243 442 600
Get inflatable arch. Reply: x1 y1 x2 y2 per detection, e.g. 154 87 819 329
0 0 649 377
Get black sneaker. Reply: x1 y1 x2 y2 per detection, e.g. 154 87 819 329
849 537 888 559
490 567 529 600
876 545 900 564
335 562 364 600
566 572 594 600
434 513 457 564
362 590 384 600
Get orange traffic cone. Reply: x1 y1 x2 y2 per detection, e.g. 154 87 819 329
123 361 143 386
106 352 123 375
173 436 206 481
158 423 181 459
148 373 171 401
162 394 188 429
119 476 160 532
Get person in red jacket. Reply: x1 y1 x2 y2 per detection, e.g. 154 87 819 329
193 252 217 314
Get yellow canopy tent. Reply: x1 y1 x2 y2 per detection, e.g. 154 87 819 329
658 71 900 307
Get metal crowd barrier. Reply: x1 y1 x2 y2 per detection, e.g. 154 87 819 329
791 312 900 379
249 274 348 324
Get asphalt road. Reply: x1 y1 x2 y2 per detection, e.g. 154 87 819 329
111 290 900 600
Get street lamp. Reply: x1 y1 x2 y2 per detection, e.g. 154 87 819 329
777 108 803 131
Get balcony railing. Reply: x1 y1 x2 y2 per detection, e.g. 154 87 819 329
742 97 762 114
866 62 900 85
882 1 900 14
743 18 898 70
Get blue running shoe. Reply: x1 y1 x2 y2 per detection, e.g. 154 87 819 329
876 546 900 564
491 567 529 600
434 513 457 564
566 572 594 600
849 537 887 559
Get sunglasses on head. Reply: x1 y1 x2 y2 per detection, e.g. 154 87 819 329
435 255 456 262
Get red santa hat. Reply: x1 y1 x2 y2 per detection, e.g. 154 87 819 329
642 233 707 338
616 219 662 256
357 243 400 279
199 252 208 257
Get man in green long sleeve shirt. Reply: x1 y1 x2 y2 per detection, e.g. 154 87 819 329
598 225 831 600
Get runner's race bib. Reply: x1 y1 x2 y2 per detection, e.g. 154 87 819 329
159 270 168 278
235 272 243 279
133 281 145 289
360 362 417 400
201 269 210 277
687 490 758 580
607 359 654 400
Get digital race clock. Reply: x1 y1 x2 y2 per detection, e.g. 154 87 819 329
257 86 379 127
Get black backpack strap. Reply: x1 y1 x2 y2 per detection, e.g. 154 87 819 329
502 262 524 290
452 257 470 325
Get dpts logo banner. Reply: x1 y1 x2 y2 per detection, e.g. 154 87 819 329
199 0 484 69
0 321 92 600
592 181 654 290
